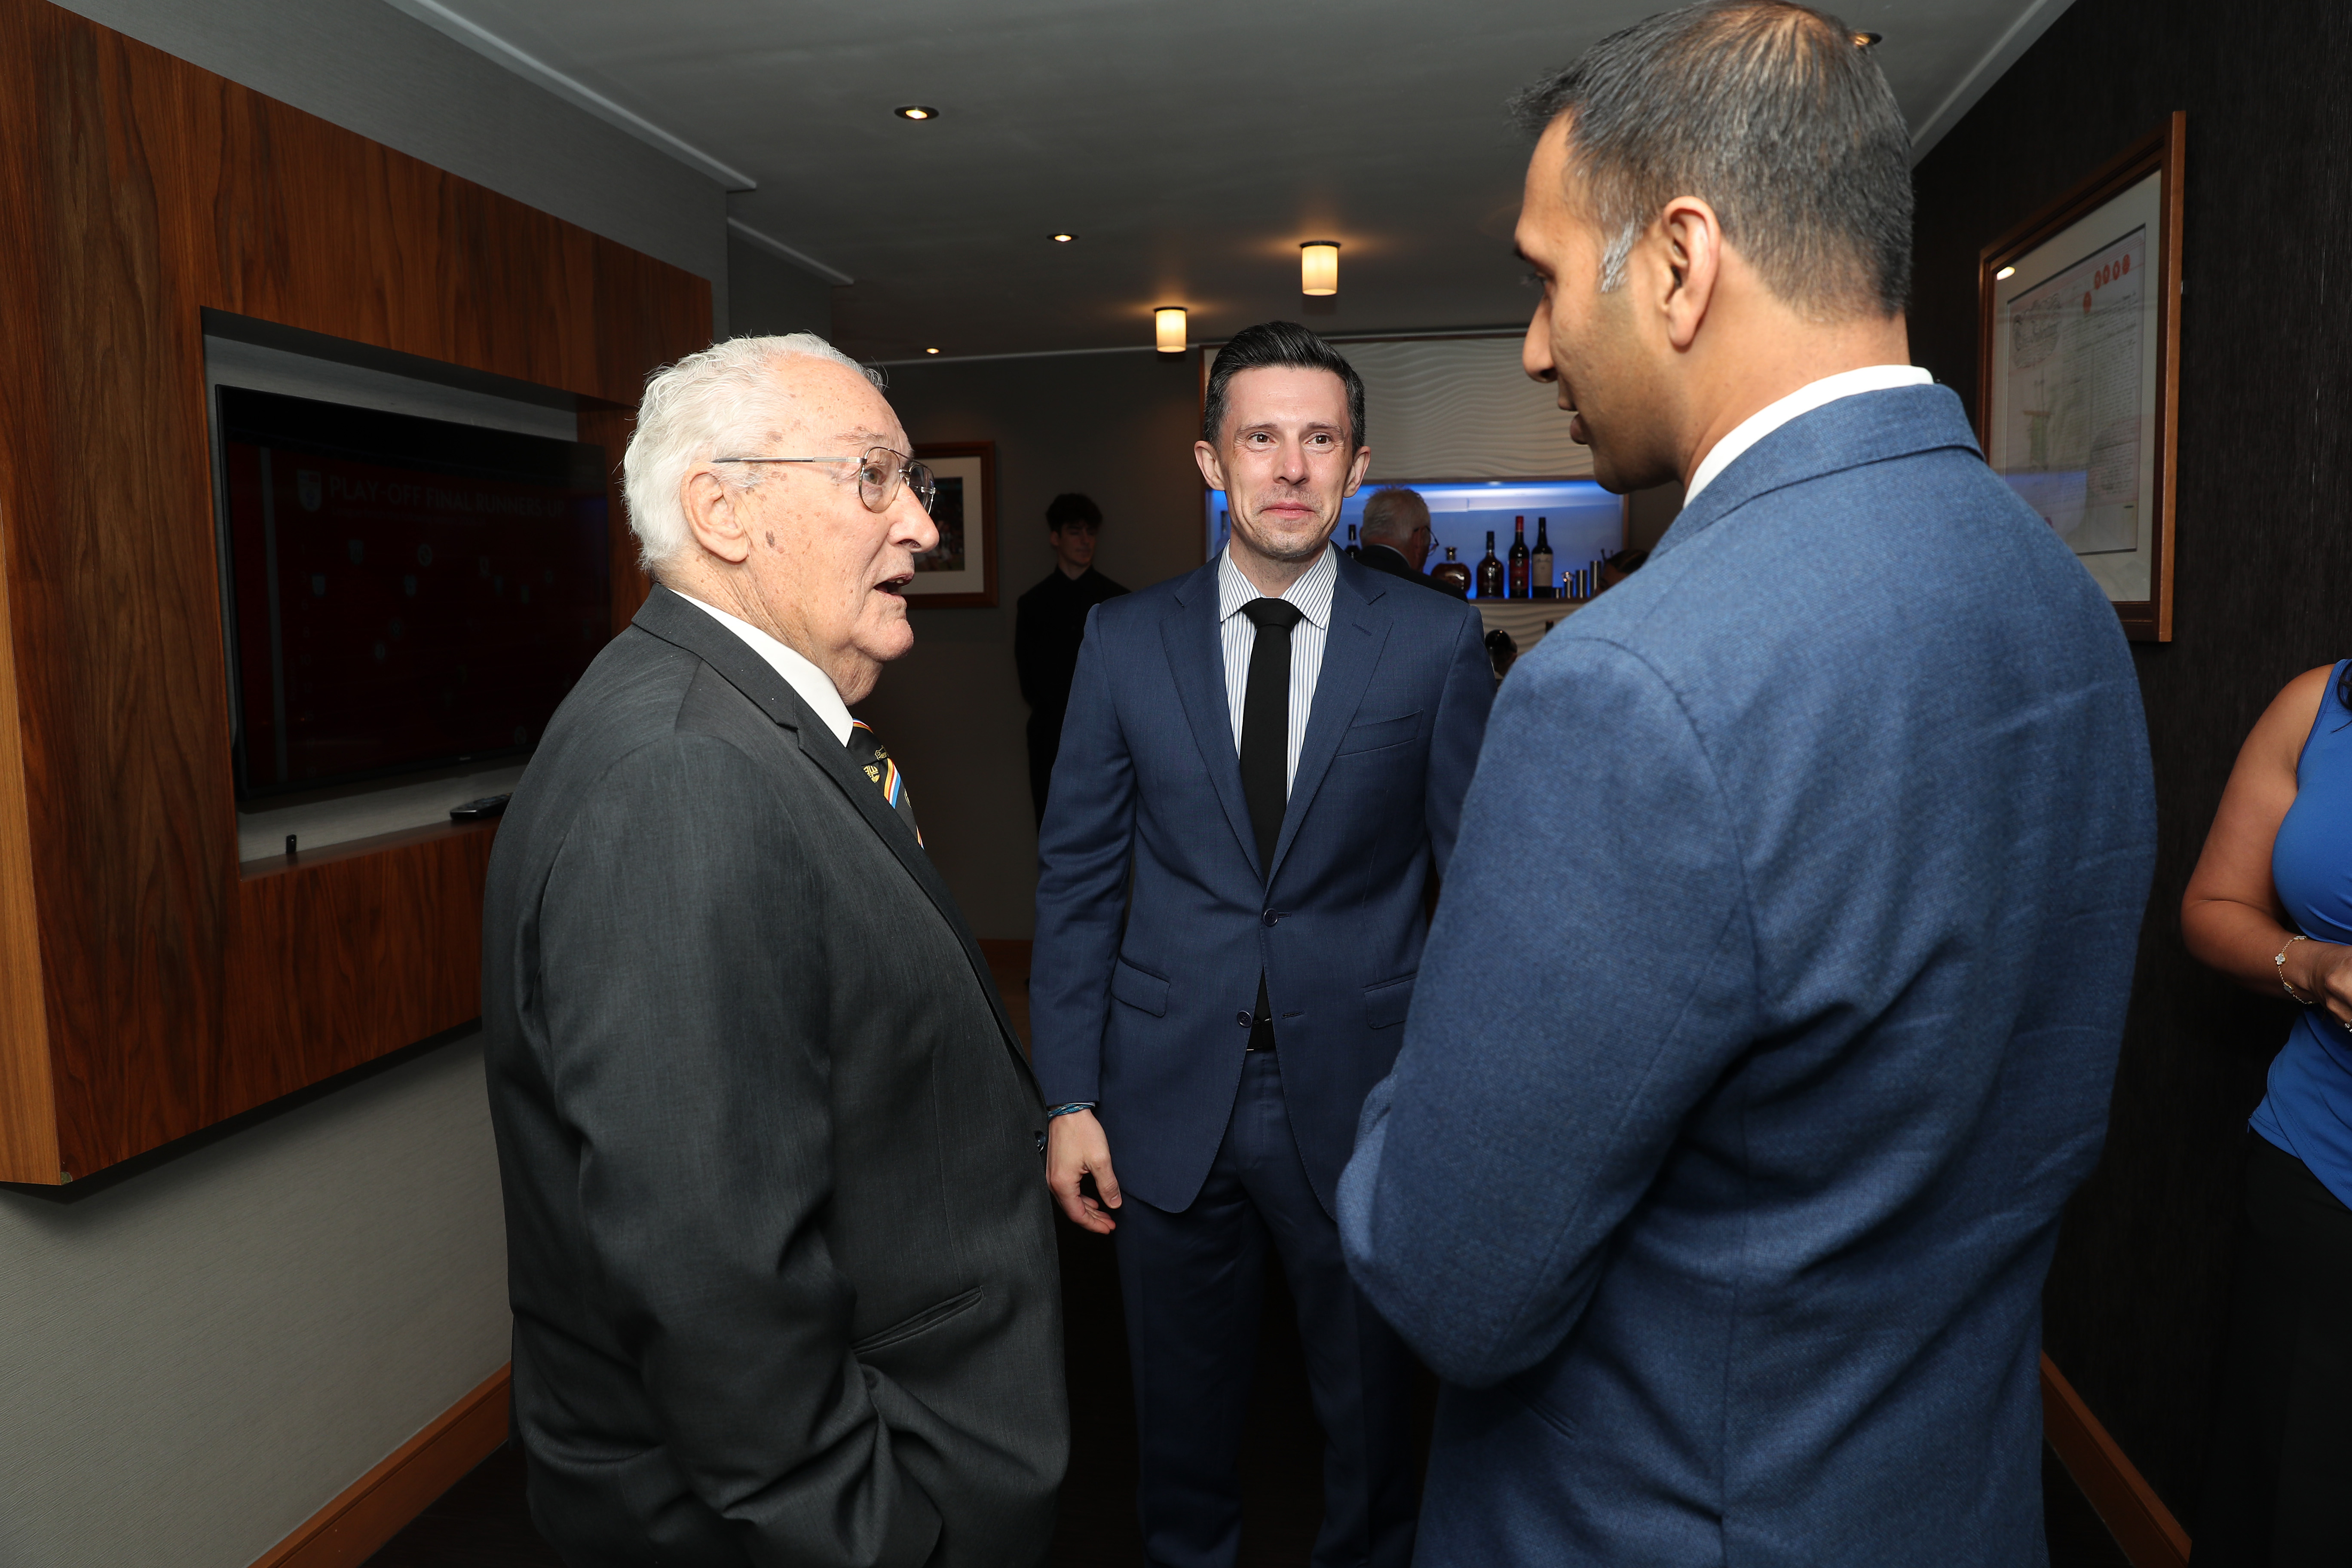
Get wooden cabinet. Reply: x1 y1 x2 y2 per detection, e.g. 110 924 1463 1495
0 0 704 1181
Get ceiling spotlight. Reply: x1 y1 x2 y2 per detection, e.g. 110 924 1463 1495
1301 240 1341 297
1996 265 2017 280
925 347 941 355
1155 307 1188 355
1051 233 1076 243
1851 31 1881 46
893 105 938 120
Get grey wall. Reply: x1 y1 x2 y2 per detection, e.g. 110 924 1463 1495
857 349 1206 938
728 236 837 342
50 0 730 329
0 1038 506 1568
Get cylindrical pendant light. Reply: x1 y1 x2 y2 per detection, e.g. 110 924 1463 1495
1155 306 1188 354
1300 241 1340 296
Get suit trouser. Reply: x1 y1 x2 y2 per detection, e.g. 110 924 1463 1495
1026 712 1060 826
1113 1053 1418 1568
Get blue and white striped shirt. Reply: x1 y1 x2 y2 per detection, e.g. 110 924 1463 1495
1216 543 1337 794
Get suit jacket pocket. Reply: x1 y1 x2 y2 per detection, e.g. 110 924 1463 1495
1364 972 1417 1030
1335 711 1421 756
851 1287 982 1357
1110 957 1170 1017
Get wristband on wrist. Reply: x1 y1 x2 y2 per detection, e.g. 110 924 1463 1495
1047 1102 1098 1118
2277 934 2316 1004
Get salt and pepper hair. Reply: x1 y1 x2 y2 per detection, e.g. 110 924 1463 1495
1511 0 1912 319
1359 486 1430 546
622 334 882 572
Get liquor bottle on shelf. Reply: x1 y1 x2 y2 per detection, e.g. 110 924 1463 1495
1507 516 1530 598
1430 545 1471 597
1476 531 1504 598
1344 523 1360 560
1530 516 1554 598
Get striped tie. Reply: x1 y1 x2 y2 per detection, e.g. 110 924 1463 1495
849 720 922 846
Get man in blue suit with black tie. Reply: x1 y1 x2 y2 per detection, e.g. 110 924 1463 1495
1033 322 1491 1568
1340 6 2156 1567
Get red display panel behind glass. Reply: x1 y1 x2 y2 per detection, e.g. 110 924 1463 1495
222 440 610 796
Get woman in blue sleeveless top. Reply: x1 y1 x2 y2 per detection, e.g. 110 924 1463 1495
2184 660 2352 1565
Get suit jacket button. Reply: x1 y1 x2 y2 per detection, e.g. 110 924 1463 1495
1235 1011 1252 1026
1261 910 1280 927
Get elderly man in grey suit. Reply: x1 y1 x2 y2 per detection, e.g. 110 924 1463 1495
481 334 1065 1567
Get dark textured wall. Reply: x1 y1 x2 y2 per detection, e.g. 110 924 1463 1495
1910 0 2352 1526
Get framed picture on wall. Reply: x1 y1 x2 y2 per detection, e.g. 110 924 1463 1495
1978 111 2185 641
906 441 997 607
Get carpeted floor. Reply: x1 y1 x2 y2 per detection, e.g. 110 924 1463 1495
365 1219 2130 1568
368 951 2132 1568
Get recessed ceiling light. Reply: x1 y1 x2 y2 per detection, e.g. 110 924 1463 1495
1051 233 1076 243
1996 265 2016 280
894 105 937 121
1851 31 1881 46
925 347 941 355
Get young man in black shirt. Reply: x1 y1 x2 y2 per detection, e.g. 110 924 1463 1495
1014 493 1128 823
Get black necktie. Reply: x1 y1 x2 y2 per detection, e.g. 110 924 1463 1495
848 719 922 847
1238 597 1302 1054
1238 597 1303 873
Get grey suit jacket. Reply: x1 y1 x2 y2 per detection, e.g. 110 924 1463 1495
482 585 1065 1568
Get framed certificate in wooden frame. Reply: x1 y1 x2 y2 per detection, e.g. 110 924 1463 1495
906 441 998 608
1978 112 2185 641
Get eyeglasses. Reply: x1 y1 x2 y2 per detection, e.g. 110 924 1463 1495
710 446 937 514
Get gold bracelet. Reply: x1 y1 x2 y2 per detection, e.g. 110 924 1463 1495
2277 934 2316 1004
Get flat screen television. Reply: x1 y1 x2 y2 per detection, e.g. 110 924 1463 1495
215 386 611 801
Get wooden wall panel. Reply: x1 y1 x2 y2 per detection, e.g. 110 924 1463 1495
0 0 709 1181
0 502 58 1185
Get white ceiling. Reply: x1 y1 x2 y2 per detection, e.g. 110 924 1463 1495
383 0 2070 361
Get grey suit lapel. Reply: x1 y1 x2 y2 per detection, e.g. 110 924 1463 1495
1270 562 1390 883
629 588 1035 1087
1162 564 1263 879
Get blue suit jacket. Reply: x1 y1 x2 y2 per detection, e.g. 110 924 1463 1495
1032 552 1491 1215
1338 386 2156 1567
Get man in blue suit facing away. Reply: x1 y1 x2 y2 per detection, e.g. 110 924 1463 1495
1339 6 2157 1567
1034 322 1492 1568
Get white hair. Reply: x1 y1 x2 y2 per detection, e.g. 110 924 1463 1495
621 333 883 571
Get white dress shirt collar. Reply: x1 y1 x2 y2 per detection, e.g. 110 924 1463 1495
672 591 855 746
1682 364 1933 505
1217 540 1338 628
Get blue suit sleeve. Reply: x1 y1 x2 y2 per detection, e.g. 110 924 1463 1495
1029 605 1136 1107
1338 636 1757 1387
1421 605 1494 878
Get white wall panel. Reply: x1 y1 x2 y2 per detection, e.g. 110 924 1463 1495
1348 337 1594 481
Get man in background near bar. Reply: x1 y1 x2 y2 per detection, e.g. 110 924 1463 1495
1034 322 1491 1568
1338 7 2156 1568
1016 492 1127 824
1354 485 1446 592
